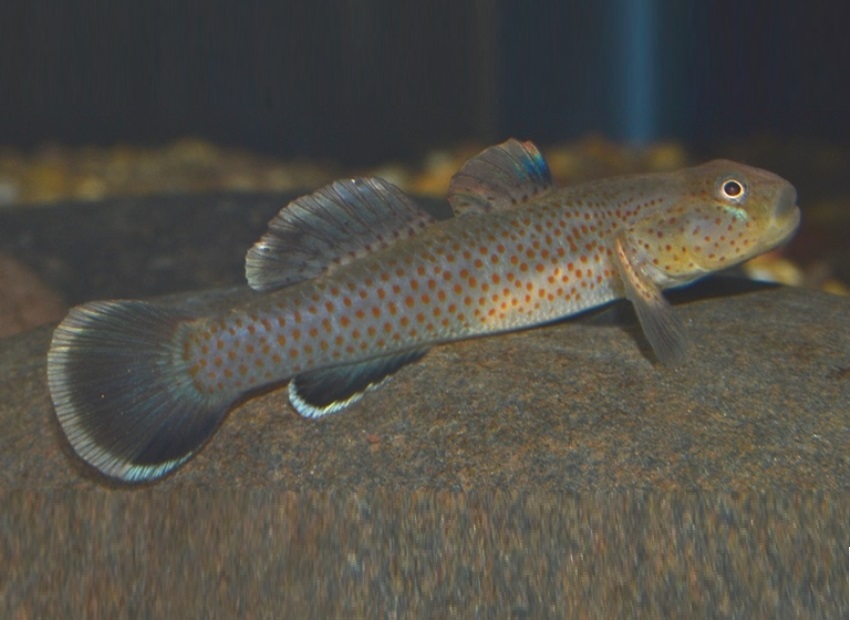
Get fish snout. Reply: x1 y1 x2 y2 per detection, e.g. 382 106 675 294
767 183 801 246
774 184 798 220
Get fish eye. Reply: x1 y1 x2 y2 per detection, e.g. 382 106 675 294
719 177 746 201
723 180 743 197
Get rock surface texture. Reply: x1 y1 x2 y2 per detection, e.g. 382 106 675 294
0 194 847 616
1 286 848 492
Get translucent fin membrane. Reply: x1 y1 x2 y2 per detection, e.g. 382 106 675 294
47 300 233 482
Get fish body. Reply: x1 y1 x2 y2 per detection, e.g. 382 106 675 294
47 140 801 481
187 193 626 399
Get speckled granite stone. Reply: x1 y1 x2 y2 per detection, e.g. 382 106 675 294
0 195 847 616
2 491 845 617
1 286 848 491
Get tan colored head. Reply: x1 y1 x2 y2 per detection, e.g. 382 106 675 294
627 159 801 287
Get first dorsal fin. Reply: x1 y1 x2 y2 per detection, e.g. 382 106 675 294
246 178 435 292
447 139 554 215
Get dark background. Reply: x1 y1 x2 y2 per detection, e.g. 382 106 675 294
1 1 848 165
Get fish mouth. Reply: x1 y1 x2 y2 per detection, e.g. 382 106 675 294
765 184 801 250
774 184 798 219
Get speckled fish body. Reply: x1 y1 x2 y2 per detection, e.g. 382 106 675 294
47 139 801 481
187 194 628 399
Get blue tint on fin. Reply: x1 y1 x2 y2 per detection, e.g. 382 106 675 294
47 300 234 482
289 348 429 418
246 178 435 292
448 139 554 215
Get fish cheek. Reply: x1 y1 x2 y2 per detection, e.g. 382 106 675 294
629 207 726 280
618 215 689 283
678 206 747 272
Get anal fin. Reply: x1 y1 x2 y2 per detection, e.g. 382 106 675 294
288 348 429 419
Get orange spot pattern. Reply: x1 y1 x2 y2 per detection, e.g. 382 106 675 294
183 162 782 398
183 197 627 395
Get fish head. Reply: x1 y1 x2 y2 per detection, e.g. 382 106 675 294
626 159 801 287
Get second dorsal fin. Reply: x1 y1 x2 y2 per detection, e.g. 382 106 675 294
245 177 435 292
447 139 554 215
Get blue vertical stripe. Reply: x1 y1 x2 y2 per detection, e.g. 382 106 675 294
623 0 656 144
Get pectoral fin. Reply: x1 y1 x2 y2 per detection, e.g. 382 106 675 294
613 234 688 364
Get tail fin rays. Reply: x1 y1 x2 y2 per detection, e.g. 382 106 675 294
47 300 232 482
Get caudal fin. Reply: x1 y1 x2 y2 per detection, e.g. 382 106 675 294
47 300 232 482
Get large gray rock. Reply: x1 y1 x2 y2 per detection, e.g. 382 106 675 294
1 194 847 616
1 287 848 616
1 286 848 491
